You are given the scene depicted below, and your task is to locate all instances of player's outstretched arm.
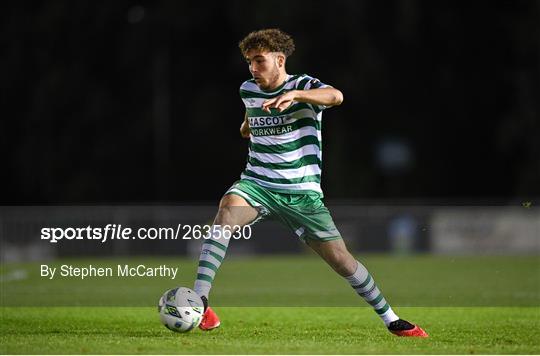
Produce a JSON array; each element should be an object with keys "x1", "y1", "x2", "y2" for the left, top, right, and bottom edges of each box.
[
  {"x1": 240, "y1": 112, "x2": 250, "y2": 138},
  {"x1": 262, "y1": 88, "x2": 343, "y2": 113}
]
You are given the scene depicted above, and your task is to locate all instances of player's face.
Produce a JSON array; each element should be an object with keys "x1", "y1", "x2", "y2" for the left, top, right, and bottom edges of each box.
[{"x1": 245, "y1": 49, "x2": 284, "y2": 90}]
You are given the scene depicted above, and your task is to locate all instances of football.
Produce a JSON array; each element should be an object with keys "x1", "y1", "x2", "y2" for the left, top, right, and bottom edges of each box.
[{"x1": 158, "y1": 287, "x2": 205, "y2": 333}]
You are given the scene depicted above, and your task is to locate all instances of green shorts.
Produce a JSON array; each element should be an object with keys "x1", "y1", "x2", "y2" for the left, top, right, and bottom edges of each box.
[{"x1": 225, "y1": 179, "x2": 342, "y2": 243}]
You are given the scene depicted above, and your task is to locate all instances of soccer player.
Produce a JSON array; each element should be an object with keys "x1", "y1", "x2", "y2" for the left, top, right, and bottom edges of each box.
[{"x1": 193, "y1": 28, "x2": 428, "y2": 337}]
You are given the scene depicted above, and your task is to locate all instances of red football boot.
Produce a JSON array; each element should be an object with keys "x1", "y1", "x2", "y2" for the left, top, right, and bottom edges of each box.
[
  {"x1": 199, "y1": 306, "x2": 220, "y2": 330},
  {"x1": 199, "y1": 296, "x2": 220, "y2": 331},
  {"x1": 388, "y1": 319, "x2": 429, "y2": 337}
]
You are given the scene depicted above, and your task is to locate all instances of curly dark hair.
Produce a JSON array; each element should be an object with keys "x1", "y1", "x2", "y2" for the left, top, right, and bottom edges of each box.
[{"x1": 239, "y1": 28, "x2": 295, "y2": 57}]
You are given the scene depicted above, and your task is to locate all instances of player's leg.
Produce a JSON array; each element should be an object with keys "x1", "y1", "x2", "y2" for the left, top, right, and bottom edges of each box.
[
  {"x1": 194, "y1": 193, "x2": 259, "y2": 330},
  {"x1": 307, "y1": 238, "x2": 428, "y2": 337},
  {"x1": 195, "y1": 179, "x2": 275, "y2": 330},
  {"x1": 306, "y1": 239, "x2": 398, "y2": 320},
  {"x1": 194, "y1": 193, "x2": 258, "y2": 300}
]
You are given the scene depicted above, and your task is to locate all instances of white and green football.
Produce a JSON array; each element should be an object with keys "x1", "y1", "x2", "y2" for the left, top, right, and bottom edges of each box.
[{"x1": 158, "y1": 287, "x2": 204, "y2": 333}]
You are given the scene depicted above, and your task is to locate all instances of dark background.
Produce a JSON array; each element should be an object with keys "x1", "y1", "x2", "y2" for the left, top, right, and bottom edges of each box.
[{"x1": 4, "y1": 0, "x2": 539, "y2": 204}]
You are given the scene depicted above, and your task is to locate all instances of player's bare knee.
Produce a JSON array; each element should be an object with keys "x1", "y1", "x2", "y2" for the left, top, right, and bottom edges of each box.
[
  {"x1": 214, "y1": 195, "x2": 241, "y2": 224},
  {"x1": 325, "y1": 250, "x2": 356, "y2": 276},
  {"x1": 214, "y1": 207, "x2": 235, "y2": 226}
]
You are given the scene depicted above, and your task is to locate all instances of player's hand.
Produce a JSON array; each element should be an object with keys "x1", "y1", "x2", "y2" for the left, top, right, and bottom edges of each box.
[
  {"x1": 262, "y1": 90, "x2": 297, "y2": 113},
  {"x1": 240, "y1": 120, "x2": 250, "y2": 138}
]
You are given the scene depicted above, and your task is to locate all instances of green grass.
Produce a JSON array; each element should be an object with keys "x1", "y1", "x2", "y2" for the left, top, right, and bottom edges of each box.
[
  {"x1": 1, "y1": 307, "x2": 539, "y2": 354},
  {"x1": 1, "y1": 255, "x2": 539, "y2": 306},
  {"x1": 1, "y1": 255, "x2": 539, "y2": 353}
]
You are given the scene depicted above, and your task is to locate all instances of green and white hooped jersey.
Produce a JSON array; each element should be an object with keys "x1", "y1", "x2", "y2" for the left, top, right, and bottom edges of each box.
[{"x1": 240, "y1": 74, "x2": 329, "y2": 196}]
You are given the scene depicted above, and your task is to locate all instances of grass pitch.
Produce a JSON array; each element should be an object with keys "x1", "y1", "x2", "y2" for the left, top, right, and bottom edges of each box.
[
  {"x1": 1, "y1": 255, "x2": 539, "y2": 354},
  {"x1": 1, "y1": 307, "x2": 539, "y2": 354}
]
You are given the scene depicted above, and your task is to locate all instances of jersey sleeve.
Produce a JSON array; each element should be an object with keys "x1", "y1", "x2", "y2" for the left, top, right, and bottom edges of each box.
[
  {"x1": 239, "y1": 80, "x2": 258, "y2": 109},
  {"x1": 294, "y1": 74, "x2": 331, "y2": 112}
]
